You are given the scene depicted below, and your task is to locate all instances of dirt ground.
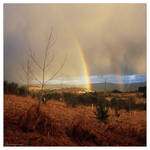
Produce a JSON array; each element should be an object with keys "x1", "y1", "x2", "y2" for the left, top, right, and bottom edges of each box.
[{"x1": 4, "y1": 94, "x2": 146, "y2": 146}]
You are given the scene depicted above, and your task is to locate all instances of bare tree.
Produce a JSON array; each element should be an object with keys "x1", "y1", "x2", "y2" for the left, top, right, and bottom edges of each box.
[
  {"x1": 29, "y1": 28, "x2": 67, "y2": 112},
  {"x1": 19, "y1": 52, "x2": 33, "y2": 95},
  {"x1": 21, "y1": 59, "x2": 32, "y2": 90}
]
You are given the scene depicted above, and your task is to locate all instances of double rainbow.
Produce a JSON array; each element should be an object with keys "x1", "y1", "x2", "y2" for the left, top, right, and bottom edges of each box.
[{"x1": 115, "y1": 69, "x2": 124, "y2": 92}]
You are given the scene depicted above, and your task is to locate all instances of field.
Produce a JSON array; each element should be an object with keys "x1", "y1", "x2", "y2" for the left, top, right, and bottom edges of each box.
[{"x1": 4, "y1": 90, "x2": 146, "y2": 146}]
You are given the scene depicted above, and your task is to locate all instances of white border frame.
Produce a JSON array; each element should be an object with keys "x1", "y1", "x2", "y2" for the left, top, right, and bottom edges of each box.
[{"x1": 1, "y1": 0, "x2": 149, "y2": 150}]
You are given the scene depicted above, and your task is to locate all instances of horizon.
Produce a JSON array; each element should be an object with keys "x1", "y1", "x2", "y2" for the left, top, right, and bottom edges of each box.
[{"x1": 4, "y1": 4, "x2": 146, "y2": 91}]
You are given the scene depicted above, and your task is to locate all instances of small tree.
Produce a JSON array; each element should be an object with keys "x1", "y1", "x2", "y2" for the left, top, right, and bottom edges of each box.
[
  {"x1": 20, "y1": 56, "x2": 32, "y2": 95},
  {"x1": 29, "y1": 28, "x2": 67, "y2": 112},
  {"x1": 111, "y1": 97, "x2": 120, "y2": 117},
  {"x1": 8, "y1": 82, "x2": 18, "y2": 94},
  {"x1": 4, "y1": 80, "x2": 8, "y2": 94},
  {"x1": 18, "y1": 86, "x2": 28, "y2": 96},
  {"x1": 126, "y1": 97, "x2": 136, "y2": 114},
  {"x1": 95, "y1": 97, "x2": 109, "y2": 123}
]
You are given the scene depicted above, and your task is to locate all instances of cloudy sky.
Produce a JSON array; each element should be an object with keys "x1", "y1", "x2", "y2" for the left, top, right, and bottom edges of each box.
[{"x1": 4, "y1": 4, "x2": 146, "y2": 85}]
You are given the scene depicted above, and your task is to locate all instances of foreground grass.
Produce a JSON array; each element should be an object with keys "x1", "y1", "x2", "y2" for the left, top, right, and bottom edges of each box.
[{"x1": 4, "y1": 94, "x2": 146, "y2": 146}]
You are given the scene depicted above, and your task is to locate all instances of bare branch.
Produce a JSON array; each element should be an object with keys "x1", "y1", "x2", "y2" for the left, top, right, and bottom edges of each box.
[
  {"x1": 21, "y1": 63, "x2": 28, "y2": 76},
  {"x1": 30, "y1": 70, "x2": 42, "y2": 85},
  {"x1": 45, "y1": 29, "x2": 53, "y2": 52},
  {"x1": 43, "y1": 29, "x2": 56, "y2": 68},
  {"x1": 45, "y1": 53, "x2": 68, "y2": 84},
  {"x1": 25, "y1": 27, "x2": 67, "y2": 112},
  {"x1": 47, "y1": 36, "x2": 56, "y2": 50},
  {"x1": 29, "y1": 47, "x2": 43, "y2": 70},
  {"x1": 45, "y1": 53, "x2": 55, "y2": 69}
]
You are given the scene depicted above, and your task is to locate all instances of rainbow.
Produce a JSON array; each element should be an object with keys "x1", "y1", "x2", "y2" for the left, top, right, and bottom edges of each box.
[
  {"x1": 116, "y1": 71, "x2": 124, "y2": 92},
  {"x1": 114, "y1": 62, "x2": 124, "y2": 92},
  {"x1": 56, "y1": 11, "x2": 92, "y2": 91},
  {"x1": 77, "y1": 44, "x2": 92, "y2": 91}
]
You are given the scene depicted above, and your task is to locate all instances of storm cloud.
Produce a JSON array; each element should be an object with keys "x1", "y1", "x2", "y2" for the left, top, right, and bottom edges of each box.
[{"x1": 4, "y1": 4, "x2": 146, "y2": 83}]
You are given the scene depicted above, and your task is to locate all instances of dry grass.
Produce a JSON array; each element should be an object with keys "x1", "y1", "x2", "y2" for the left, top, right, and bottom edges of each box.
[{"x1": 4, "y1": 94, "x2": 146, "y2": 146}]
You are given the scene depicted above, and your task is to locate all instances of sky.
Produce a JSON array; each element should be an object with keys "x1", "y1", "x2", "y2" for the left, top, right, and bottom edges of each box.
[{"x1": 4, "y1": 4, "x2": 146, "y2": 86}]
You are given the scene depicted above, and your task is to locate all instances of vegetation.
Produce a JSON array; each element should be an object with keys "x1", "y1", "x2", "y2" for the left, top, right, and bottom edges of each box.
[
  {"x1": 4, "y1": 81, "x2": 146, "y2": 112},
  {"x1": 138, "y1": 86, "x2": 146, "y2": 98},
  {"x1": 112, "y1": 89, "x2": 122, "y2": 93},
  {"x1": 4, "y1": 80, "x2": 146, "y2": 146},
  {"x1": 95, "y1": 97, "x2": 109, "y2": 123},
  {"x1": 4, "y1": 81, "x2": 18, "y2": 94},
  {"x1": 17, "y1": 86, "x2": 28, "y2": 96},
  {"x1": 4, "y1": 94, "x2": 146, "y2": 146},
  {"x1": 27, "y1": 28, "x2": 67, "y2": 112}
]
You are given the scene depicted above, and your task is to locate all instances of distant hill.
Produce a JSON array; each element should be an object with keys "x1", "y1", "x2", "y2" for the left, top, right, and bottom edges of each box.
[
  {"x1": 37, "y1": 82, "x2": 146, "y2": 92},
  {"x1": 91, "y1": 82, "x2": 146, "y2": 92}
]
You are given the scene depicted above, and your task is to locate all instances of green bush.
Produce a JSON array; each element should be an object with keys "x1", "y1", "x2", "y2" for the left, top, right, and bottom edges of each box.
[
  {"x1": 110, "y1": 98, "x2": 118, "y2": 108},
  {"x1": 18, "y1": 86, "x2": 28, "y2": 96},
  {"x1": 29, "y1": 90, "x2": 40, "y2": 99},
  {"x1": 112, "y1": 89, "x2": 121, "y2": 93},
  {"x1": 111, "y1": 98, "x2": 126, "y2": 110},
  {"x1": 124, "y1": 97, "x2": 136, "y2": 113},
  {"x1": 63, "y1": 93, "x2": 79, "y2": 107},
  {"x1": 4, "y1": 80, "x2": 9, "y2": 93},
  {"x1": 110, "y1": 97, "x2": 120, "y2": 117},
  {"x1": 95, "y1": 97, "x2": 109, "y2": 123},
  {"x1": 134, "y1": 103, "x2": 146, "y2": 110},
  {"x1": 8, "y1": 82, "x2": 18, "y2": 94}
]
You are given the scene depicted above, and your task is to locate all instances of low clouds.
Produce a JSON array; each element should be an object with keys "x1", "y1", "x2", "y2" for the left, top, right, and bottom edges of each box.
[{"x1": 4, "y1": 4, "x2": 146, "y2": 83}]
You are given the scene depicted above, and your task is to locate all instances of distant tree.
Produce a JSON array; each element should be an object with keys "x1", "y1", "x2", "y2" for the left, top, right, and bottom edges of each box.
[
  {"x1": 138, "y1": 86, "x2": 146, "y2": 98},
  {"x1": 4, "y1": 80, "x2": 8, "y2": 94},
  {"x1": 18, "y1": 86, "x2": 28, "y2": 96},
  {"x1": 8, "y1": 82, "x2": 18, "y2": 94},
  {"x1": 113, "y1": 89, "x2": 121, "y2": 93}
]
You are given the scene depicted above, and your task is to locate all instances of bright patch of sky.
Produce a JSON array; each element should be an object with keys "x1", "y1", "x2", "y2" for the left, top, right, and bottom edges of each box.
[{"x1": 46, "y1": 74, "x2": 146, "y2": 85}]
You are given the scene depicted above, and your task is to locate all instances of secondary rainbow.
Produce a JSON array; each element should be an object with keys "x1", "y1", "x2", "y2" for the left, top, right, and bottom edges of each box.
[
  {"x1": 77, "y1": 44, "x2": 92, "y2": 91},
  {"x1": 110, "y1": 47, "x2": 124, "y2": 92},
  {"x1": 115, "y1": 67, "x2": 124, "y2": 92}
]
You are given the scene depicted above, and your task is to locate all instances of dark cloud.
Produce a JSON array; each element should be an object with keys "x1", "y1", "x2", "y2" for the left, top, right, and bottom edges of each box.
[{"x1": 4, "y1": 4, "x2": 146, "y2": 83}]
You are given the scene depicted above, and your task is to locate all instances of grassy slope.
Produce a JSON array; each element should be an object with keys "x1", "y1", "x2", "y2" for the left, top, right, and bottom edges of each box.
[{"x1": 4, "y1": 94, "x2": 146, "y2": 146}]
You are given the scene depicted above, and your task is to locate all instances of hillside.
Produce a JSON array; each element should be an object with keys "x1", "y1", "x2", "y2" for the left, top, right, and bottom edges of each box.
[
  {"x1": 91, "y1": 82, "x2": 146, "y2": 92},
  {"x1": 37, "y1": 82, "x2": 146, "y2": 92},
  {"x1": 4, "y1": 94, "x2": 146, "y2": 146}
]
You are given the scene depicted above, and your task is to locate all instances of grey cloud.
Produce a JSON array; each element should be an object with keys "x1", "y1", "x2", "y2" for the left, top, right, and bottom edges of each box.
[{"x1": 4, "y1": 4, "x2": 146, "y2": 83}]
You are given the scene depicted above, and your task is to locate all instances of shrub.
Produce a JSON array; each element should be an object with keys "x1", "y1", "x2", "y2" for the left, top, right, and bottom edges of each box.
[
  {"x1": 110, "y1": 97, "x2": 120, "y2": 117},
  {"x1": 115, "y1": 109, "x2": 120, "y2": 117},
  {"x1": 8, "y1": 82, "x2": 18, "y2": 94},
  {"x1": 134, "y1": 103, "x2": 146, "y2": 110},
  {"x1": 79, "y1": 93, "x2": 98, "y2": 106},
  {"x1": 95, "y1": 97, "x2": 109, "y2": 123},
  {"x1": 62, "y1": 92, "x2": 99, "y2": 107},
  {"x1": 4, "y1": 80, "x2": 9, "y2": 94},
  {"x1": 66, "y1": 122, "x2": 97, "y2": 144},
  {"x1": 110, "y1": 98, "x2": 118, "y2": 108},
  {"x1": 124, "y1": 97, "x2": 136, "y2": 113},
  {"x1": 29, "y1": 90, "x2": 40, "y2": 99},
  {"x1": 20, "y1": 104, "x2": 64, "y2": 136},
  {"x1": 63, "y1": 93, "x2": 79, "y2": 107},
  {"x1": 138, "y1": 86, "x2": 146, "y2": 98},
  {"x1": 18, "y1": 86, "x2": 28, "y2": 96},
  {"x1": 112, "y1": 89, "x2": 121, "y2": 93},
  {"x1": 42, "y1": 92, "x2": 62, "y2": 102}
]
